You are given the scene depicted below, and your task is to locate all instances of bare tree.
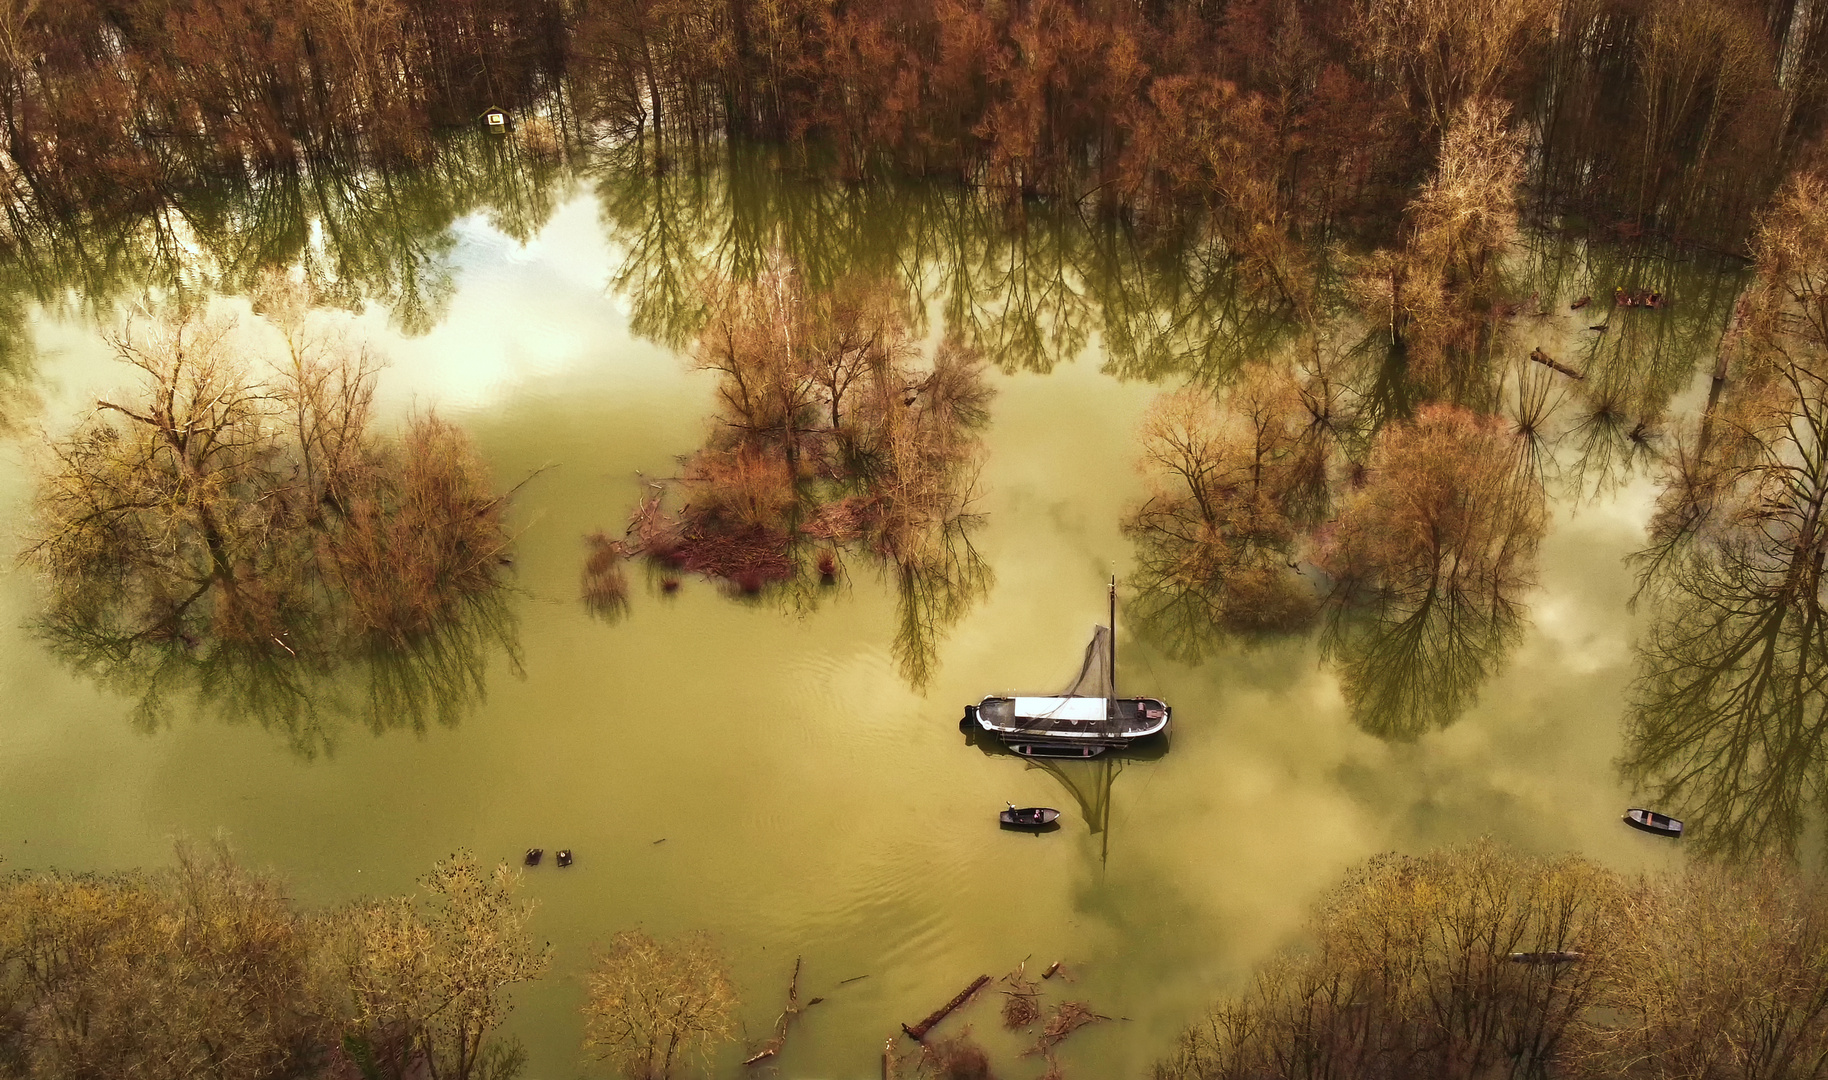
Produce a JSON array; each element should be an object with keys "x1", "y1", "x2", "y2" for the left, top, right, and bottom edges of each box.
[
  {"x1": 1155, "y1": 842, "x2": 1617, "y2": 1080},
  {"x1": 333, "y1": 853, "x2": 548, "y2": 1080},
  {"x1": 582, "y1": 930, "x2": 737, "y2": 1080},
  {"x1": 1566, "y1": 861, "x2": 1828, "y2": 1080}
]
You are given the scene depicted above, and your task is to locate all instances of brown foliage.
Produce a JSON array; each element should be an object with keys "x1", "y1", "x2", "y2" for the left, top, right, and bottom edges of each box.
[
  {"x1": 24, "y1": 307, "x2": 517, "y2": 750},
  {"x1": 920, "y1": 1033, "x2": 997, "y2": 1080},
  {"x1": 1125, "y1": 358, "x2": 1341, "y2": 658},
  {"x1": 0, "y1": 842, "x2": 329, "y2": 1080},
  {"x1": 332, "y1": 852, "x2": 549, "y2": 1080},
  {"x1": 1321, "y1": 404, "x2": 1542, "y2": 606},
  {"x1": 0, "y1": 844, "x2": 544, "y2": 1080},
  {"x1": 608, "y1": 255, "x2": 992, "y2": 685},
  {"x1": 1318, "y1": 403, "x2": 1544, "y2": 738},
  {"x1": 1564, "y1": 861, "x2": 1828, "y2": 1080},
  {"x1": 1350, "y1": 97, "x2": 1526, "y2": 407},
  {"x1": 1155, "y1": 842, "x2": 1618, "y2": 1080},
  {"x1": 1623, "y1": 171, "x2": 1828, "y2": 857},
  {"x1": 582, "y1": 930, "x2": 736, "y2": 1080}
]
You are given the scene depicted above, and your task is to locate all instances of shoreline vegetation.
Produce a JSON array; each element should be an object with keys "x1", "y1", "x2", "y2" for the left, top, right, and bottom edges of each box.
[
  {"x1": 1, "y1": 841, "x2": 1822, "y2": 1080},
  {"x1": 6, "y1": 0, "x2": 1828, "y2": 1077}
]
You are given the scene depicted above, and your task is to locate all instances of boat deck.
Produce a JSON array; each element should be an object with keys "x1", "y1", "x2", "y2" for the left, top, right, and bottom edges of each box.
[{"x1": 976, "y1": 696, "x2": 1169, "y2": 741}]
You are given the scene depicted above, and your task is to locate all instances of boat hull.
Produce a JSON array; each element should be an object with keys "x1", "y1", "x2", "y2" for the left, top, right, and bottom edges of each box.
[
  {"x1": 972, "y1": 696, "x2": 1169, "y2": 748},
  {"x1": 1011, "y1": 742, "x2": 1106, "y2": 759},
  {"x1": 1000, "y1": 807, "x2": 1061, "y2": 828},
  {"x1": 1623, "y1": 808, "x2": 1683, "y2": 837}
]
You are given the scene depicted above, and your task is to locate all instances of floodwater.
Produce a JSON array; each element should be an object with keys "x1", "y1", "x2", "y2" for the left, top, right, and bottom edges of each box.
[{"x1": 0, "y1": 147, "x2": 1721, "y2": 1078}]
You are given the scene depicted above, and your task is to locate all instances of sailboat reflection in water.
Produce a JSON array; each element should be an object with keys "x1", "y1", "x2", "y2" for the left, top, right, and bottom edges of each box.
[{"x1": 963, "y1": 579, "x2": 1171, "y2": 758}]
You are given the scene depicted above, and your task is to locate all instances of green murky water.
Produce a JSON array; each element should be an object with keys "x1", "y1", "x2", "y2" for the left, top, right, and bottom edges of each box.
[{"x1": 0, "y1": 150, "x2": 1728, "y2": 1077}]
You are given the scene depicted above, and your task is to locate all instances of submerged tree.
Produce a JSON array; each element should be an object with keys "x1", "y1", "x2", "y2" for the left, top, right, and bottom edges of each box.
[
  {"x1": 1319, "y1": 403, "x2": 1546, "y2": 739},
  {"x1": 582, "y1": 930, "x2": 737, "y2": 1080},
  {"x1": 1157, "y1": 844, "x2": 1828, "y2": 1080},
  {"x1": 1125, "y1": 358, "x2": 1343, "y2": 660},
  {"x1": 23, "y1": 300, "x2": 519, "y2": 753},
  {"x1": 609, "y1": 253, "x2": 993, "y2": 687},
  {"x1": 1350, "y1": 97, "x2": 1526, "y2": 414}
]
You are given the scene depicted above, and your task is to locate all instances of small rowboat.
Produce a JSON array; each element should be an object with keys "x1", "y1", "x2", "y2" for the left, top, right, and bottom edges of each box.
[
  {"x1": 1001, "y1": 805, "x2": 1060, "y2": 829},
  {"x1": 1623, "y1": 808, "x2": 1683, "y2": 837}
]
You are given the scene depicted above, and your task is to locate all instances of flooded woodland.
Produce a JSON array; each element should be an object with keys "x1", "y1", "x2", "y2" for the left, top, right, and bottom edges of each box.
[{"x1": 4, "y1": 0, "x2": 1828, "y2": 1077}]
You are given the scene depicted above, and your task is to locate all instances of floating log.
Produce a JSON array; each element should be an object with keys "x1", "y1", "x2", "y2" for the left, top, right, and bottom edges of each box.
[
  {"x1": 1529, "y1": 347, "x2": 1584, "y2": 380},
  {"x1": 840, "y1": 974, "x2": 870, "y2": 985},
  {"x1": 902, "y1": 974, "x2": 991, "y2": 1041},
  {"x1": 1508, "y1": 951, "x2": 1585, "y2": 964}
]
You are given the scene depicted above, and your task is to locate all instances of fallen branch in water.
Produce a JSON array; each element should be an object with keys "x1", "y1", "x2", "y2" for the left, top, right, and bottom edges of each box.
[
  {"x1": 1042, "y1": 960, "x2": 1064, "y2": 980},
  {"x1": 1530, "y1": 347, "x2": 1584, "y2": 380},
  {"x1": 743, "y1": 956, "x2": 825, "y2": 1066},
  {"x1": 1025, "y1": 1001, "x2": 1109, "y2": 1058},
  {"x1": 901, "y1": 974, "x2": 991, "y2": 1041}
]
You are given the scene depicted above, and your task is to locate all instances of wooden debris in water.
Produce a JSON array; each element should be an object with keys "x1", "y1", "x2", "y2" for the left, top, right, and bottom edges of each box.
[
  {"x1": 1041, "y1": 960, "x2": 1063, "y2": 980},
  {"x1": 902, "y1": 974, "x2": 991, "y2": 1041},
  {"x1": 1026, "y1": 1001, "x2": 1108, "y2": 1057},
  {"x1": 1000, "y1": 961, "x2": 1041, "y2": 1029},
  {"x1": 743, "y1": 955, "x2": 825, "y2": 1066},
  {"x1": 1528, "y1": 347, "x2": 1584, "y2": 380}
]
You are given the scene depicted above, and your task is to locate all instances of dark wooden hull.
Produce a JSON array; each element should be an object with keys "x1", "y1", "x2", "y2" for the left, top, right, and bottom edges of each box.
[
  {"x1": 1011, "y1": 742, "x2": 1106, "y2": 759},
  {"x1": 1000, "y1": 807, "x2": 1061, "y2": 828},
  {"x1": 1623, "y1": 809, "x2": 1683, "y2": 837}
]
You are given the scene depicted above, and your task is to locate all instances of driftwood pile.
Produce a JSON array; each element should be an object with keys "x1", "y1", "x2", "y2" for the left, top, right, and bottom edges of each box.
[
  {"x1": 1000, "y1": 962, "x2": 1041, "y2": 1029},
  {"x1": 885, "y1": 958, "x2": 1106, "y2": 1080}
]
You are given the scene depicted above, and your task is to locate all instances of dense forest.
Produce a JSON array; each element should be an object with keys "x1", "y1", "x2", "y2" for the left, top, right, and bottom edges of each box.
[
  {"x1": 6, "y1": 0, "x2": 1828, "y2": 1078},
  {"x1": 1, "y1": 0, "x2": 1825, "y2": 249}
]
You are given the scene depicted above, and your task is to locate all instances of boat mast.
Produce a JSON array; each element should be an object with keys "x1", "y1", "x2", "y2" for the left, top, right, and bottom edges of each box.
[{"x1": 1108, "y1": 576, "x2": 1117, "y2": 724}]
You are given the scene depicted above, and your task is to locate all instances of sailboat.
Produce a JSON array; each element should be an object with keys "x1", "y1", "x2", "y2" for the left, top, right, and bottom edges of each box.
[{"x1": 964, "y1": 578, "x2": 1171, "y2": 757}]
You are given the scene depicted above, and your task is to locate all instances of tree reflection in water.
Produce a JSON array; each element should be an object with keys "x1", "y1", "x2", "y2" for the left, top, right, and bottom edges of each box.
[
  {"x1": 0, "y1": 130, "x2": 570, "y2": 340},
  {"x1": 23, "y1": 297, "x2": 521, "y2": 757},
  {"x1": 1622, "y1": 173, "x2": 1828, "y2": 857},
  {"x1": 1320, "y1": 405, "x2": 1545, "y2": 740}
]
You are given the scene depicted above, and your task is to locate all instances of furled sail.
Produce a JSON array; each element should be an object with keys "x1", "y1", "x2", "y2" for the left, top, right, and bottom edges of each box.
[{"x1": 1058, "y1": 625, "x2": 1114, "y2": 700}]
